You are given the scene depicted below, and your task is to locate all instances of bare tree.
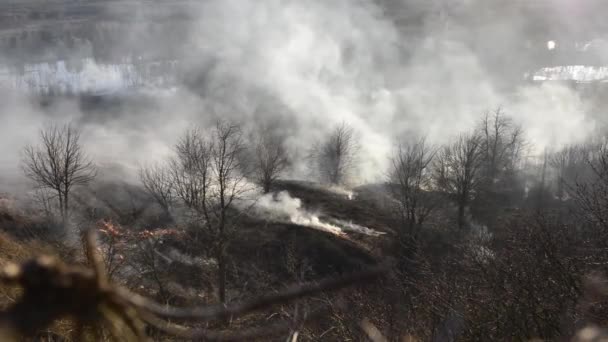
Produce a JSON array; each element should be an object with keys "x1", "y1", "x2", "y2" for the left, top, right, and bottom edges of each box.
[
  {"x1": 159, "y1": 121, "x2": 249, "y2": 304},
  {"x1": 388, "y1": 138, "x2": 437, "y2": 236},
  {"x1": 550, "y1": 144, "x2": 594, "y2": 201},
  {"x1": 433, "y1": 133, "x2": 484, "y2": 230},
  {"x1": 252, "y1": 131, "x2": 289, "y2": 193},
  {"x1": 570, "y1": 142, "x2": 608, "y2": 233},
  {"x1": 22, "y1": 124, "x2": 96, "y2": 223},
  {"x1": 311, "y1": 122, "x2": 359, "y2": 185},
  {"x1": 170, "y1": 127, "x2": 213, "y2": 220},
  {"x1": 478, "y1": 108, "x2": 524, "y2": 189},
  {"x1": 211, "y1": 120, "x2": 250, "y2": 304},
  {"x1": 139, "y1": 163, "x2": 174, "y2": 216}
]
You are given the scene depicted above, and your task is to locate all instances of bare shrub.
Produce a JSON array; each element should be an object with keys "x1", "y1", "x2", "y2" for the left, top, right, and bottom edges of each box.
[
  {"x1": 310, "y1": 122, "x2": 359, "y2": 185},
  {"x1": 388, "y1": 138, "x2": 437, "y2": 237},
  {"x1": 570, "y1": 142, "x2": 608, "y2": 234},
  {"x1": 433, "y1": 133, "x2": 484, "y2": 230},
  {"x1": 252, "y1": 130, "x2": 289, "y2": 193}
]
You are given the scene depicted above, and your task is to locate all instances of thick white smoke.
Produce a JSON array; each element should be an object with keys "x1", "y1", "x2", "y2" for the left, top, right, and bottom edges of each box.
[
  {"x1": 179, "y1": 0, "x2": 598, "y2": 178},
  {"x1": 254, "y1": 191, "x2": 344, "y2": 235},
  {"x1": 253, "y1": 191, "x2": 382, "y2": 236},
  {"x1": 0, "y1": 0, "x2": 602, "y2": 190}
]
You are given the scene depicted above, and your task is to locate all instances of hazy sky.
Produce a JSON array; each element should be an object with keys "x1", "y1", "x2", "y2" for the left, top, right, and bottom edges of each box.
[{"x1": 0, "y1": 0, "x2": 604, "y2": 189}]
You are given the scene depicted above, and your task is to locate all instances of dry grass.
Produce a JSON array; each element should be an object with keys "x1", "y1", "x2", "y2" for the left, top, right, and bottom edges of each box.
[
  {"x1": 0, "y1": 225, "x2": 386, "y2": 341},
  {"x1": 0, "y1": 229, "x2": 79, "y2": 340}
]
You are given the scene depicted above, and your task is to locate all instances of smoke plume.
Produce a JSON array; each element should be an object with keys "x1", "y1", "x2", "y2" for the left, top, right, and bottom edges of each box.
[{"x1": 0, "y1": 0, "x2": 605, "y2": 190}]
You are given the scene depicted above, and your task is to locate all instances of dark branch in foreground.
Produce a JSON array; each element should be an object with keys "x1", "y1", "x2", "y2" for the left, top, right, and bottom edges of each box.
[
  {"x1": 0, "y1": 230, "x2": 386, "y2": 341},
  {"x1": 121, "y1": 262, "x2": 387, "y2": 321},
  {"x1": 140, "y1": 305, "x2": 331, "y2": 341}
]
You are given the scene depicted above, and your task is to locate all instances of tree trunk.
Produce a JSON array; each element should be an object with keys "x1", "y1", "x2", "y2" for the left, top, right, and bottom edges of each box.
[
  {"x1": 218, "y1": 244, "x2": 226, "y2": 304},
  {"x1": 263, "y1": 181, "x2": 271, "y2": 194},
  {"x1": 57, "y1": 190, "x2": 65, "y2": 224},
  {"x1": 218, "y1": 210, "x2": 227, "y2": 306},
  {"x1": 537, "y1": 149, "x2": 548, "y2": 210},
  {"x1": 457, "y1": 200, "x2": 466, "y2": 231},
  {"x1": 63, "y1": 191, "x2": 69, "y2": 223}
]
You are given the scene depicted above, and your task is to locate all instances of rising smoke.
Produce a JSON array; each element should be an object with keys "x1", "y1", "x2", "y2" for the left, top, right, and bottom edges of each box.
[
  {"x1": 0, "y1": 0, "x2": 603, "y2": 192},
  {"x1": 253, "y1": 190, "x2": 383, "y2": 236}
]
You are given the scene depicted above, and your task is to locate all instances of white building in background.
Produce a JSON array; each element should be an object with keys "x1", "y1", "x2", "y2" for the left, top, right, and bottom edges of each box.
[{"x1": 0, "y1": 58, "x2": 179, "y2": 95}]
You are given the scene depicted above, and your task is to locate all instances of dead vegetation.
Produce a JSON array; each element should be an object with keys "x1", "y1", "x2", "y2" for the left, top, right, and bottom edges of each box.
[
  {"x1": 4, "y1": 112, "x2": 608, "y2": 341},
  {"x1": 0, "y1": 229, "x2": 386, "y2": 341}
]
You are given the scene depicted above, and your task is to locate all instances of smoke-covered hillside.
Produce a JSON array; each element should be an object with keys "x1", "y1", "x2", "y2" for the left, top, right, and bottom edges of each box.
[
  {"x1": 1, "y1": 0, "x2": 606, "y2": 186},
  {"x1": 1, "y1": 1, "x2": 608, "y2": 341}
]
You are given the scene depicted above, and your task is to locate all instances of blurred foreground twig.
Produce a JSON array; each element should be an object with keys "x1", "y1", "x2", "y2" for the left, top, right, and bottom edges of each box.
[{"x1": 0, "y1": 229, "x2": 386, "y2": 341}]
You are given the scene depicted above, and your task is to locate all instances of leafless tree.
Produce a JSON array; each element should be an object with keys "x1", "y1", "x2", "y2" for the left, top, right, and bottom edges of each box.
[
  {"x1": 478, "y1": 108, "x2": 524, "y2": 189},
  {"x1": 550, "y1": 144, "x2": 596, "y2": 201},
  {"x1": 21, "y1": 124, "x2": 96, "y2": 224},
  {"x1": 570, "y1": 142, "x2": 608, "y2": 233},
  {"x1": 433, "y1": 133, "x2": 484, "y2": 230},
  {"x1": 252, "y1": 131, "x2": 289, "y2": 193},
  {"x1": 311, "y1": 122, "x2": 359, "y2": 185},
  {"x1": 388, "y1": 138, "x2": 437, "y2": 236},
  {"x1": 139, "y1": 162, "x2": 174, "y2": 216},
  {"x1": 159, "y1": 121, "x2": 249, "y2": 304},
  {"x1": 169, "y1": 127, "x2": 213, "y2": 221},
  {"x1": 211, "y1": 120, "x2": 250, "y2": 304}
]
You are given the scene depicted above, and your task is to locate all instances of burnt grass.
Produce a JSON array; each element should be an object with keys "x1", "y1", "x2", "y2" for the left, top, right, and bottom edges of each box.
[
  {"x1": 164, "y1": 180, "x2": 390, "y2": 295},
  {"x1": 0, "y1": 179, "x2": 394, "y2": 340}
]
